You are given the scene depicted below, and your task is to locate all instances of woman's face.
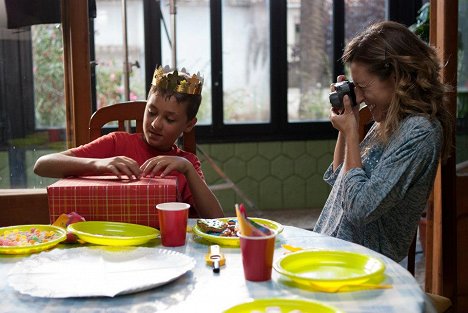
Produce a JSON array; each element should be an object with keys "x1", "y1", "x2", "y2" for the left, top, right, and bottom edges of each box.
[
  {"x1": 350, "y1": 62, "x2": 395, "y2": 122},
  {"x1": 143, "y1": 93, "x2": 196, "y2": 151}
]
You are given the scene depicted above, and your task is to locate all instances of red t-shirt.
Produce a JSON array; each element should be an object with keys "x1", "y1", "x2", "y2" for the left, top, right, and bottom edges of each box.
[{"x1": 70, "y1": 132, "x2": 203, "y2": 215}]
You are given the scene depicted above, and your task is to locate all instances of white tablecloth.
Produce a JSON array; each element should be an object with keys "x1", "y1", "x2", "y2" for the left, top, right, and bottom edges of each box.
[{"x1": 0, "y1": 220, "x2": 435, "y2": 313}]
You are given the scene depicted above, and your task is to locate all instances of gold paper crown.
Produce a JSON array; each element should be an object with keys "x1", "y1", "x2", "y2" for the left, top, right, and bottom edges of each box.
[{"x1": 151, "y1": 65, "x2": 203, "y2": 95}]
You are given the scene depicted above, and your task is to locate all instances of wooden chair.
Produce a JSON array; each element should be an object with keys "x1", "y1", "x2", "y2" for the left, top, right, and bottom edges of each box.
[
  {"x1": 89, "y1": 100, "x2": 196, "y2": 153},
  {"x1": 358, "y1": 105, "x2": 418, "y2": 275}
]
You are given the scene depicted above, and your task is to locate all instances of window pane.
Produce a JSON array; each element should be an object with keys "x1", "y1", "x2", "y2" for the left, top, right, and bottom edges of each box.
[
  {"x1": 287, "y1": 0, "x2": 333, "y2": 122},
  {"x1": 222, "y1": 0, "x2": 270, "y2": 124},
  {"x1": 0, "y1": 25, "x2": 66, "y2": 189},
  {"x1": 345, "y1": 0, "x2": 385, "y2": 43},
  {"x1": 458, "y1": 0, "x2": 468, "y2": 164},
  {"x1": 160, "y1": 0, "x2": 212, "y2": 125},
  {"x1": 94, "y1": 0, "x2": 146, "y2": 109}
]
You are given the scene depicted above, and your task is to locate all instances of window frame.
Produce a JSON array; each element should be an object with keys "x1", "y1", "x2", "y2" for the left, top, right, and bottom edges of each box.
[{"x1": 93, "y1": 0, "x2": 421, "y2": 144}]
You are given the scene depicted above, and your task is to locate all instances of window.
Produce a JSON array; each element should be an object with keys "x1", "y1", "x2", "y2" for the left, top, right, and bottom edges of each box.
[
  {"x1": 149, "y1": 0, "x2": 388, "y2": 143},
  {"x1": 94, "y1": 0, "x2": 146, "y2": 109}
]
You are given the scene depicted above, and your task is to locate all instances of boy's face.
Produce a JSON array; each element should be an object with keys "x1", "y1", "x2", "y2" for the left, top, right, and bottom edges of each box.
[{"x1": 143, "y1": 93, "x2": 197, "y2": 151}]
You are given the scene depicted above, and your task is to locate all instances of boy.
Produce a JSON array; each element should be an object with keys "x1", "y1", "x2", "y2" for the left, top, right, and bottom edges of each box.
[{"x1": 34, "y1": 66, "x2": 224, "y2": 218}]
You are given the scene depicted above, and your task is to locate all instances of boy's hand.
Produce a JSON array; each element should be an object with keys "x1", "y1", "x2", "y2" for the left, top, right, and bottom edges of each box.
[
  {"x1": 94, "y1": 156, "x2": 141, "y2": 180},
  {"x1": 140, "y1": 156, "x2": 192, "y2": 177}
]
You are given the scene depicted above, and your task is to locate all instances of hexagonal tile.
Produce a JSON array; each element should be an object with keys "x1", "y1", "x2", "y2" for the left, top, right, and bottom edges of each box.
[
  {"x1": 223, "y1": 158, "x2": 247, "y2": 182},
  {"x1": 282, "y1": 141, "x2": 306, "y2": 159},
  {"x1": 317, "y1": 154, "x2": 333, "y2": 174},
  {"x1": 294, "y1": 154, "x2": 316, "y2": 179},
  {"x1": 283, "y1": 176, "x2": 306, "y2": 208},
  {"x1": 306, "y1": 140, "x2": 330, "y2": 158},
  {"x1": 247, "y1": 155, "x2": 270, "y2": 182},
  {"x1": 235, "y1": 142, "x2": 258, "y2": 161},
  {"x1": 208, "y1": 143, "x2": 234, "y2": 162},
  {"x1": 271, "y1": 155, "x2": 294, "y2": 180},
  {"x1": 258, "y1": 177, "x2": 282, "y2": 209},
  {"x1": 306, "y1": 174, "x2": 331, "y2": 208},
  {"x1": 258, "y1": 142, "x2": 282, "y2": 160}
]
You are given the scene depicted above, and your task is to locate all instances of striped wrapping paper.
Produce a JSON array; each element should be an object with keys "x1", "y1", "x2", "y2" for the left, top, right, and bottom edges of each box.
[{"x1": 47, "y1": 176, "x2": 178, "y2": 228}]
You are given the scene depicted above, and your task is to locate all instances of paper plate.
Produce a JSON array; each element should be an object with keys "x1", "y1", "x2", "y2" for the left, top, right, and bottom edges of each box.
[
  {"x1": 7, "y1": 247, "x2": 195, "y2": 298},
  {"x1": 67, "y1": 221, "x2": 159, "y2": 246},
  {"x1": 223, "y1": 298, "x2": 344, "y2": 313},
  {"x1": 192, "y1": 217, "x2": 283, "y2": 247},
  {"x1": 0, "y1": 225, "x2": 66, "y2": 255},
  {"x1": 274, "y1": 250, "x2": 385, "y2": 291}
]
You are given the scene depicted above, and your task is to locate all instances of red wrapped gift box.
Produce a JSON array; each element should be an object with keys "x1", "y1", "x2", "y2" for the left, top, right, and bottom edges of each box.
[{"x1": 47, "y1": 176, "x2": 179, "y2": 228}]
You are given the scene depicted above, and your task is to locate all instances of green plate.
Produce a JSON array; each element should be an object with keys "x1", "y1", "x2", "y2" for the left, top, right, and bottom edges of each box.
[
  {"x1": 223, "y1": 298, "x2": 343, "y2": 313},
  {"x1": 0, "y1": 225, "x2": 66, "y2": 255},
  {"x1": 274, "y1": 250, "x2": 385, "y2": 290},
  {"x1": 67, "y1": 221, "x2": 159, "y2": 246},
  {"x1": 192, "y1": 217, "x2": 283, "y2": 247}
]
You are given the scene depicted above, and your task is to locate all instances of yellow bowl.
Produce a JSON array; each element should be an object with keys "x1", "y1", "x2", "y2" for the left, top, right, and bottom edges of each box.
[
  {"x1": 0, "y1": 225, "x2": 66, "y2": 255},
  {"x1": 274, "y1": 250, "x2": 386, "y2": 290},
  {"x1": 192, "y1": 217, "x2": 283, "y2": 247},
  {"x1": 223, "y1": 298, "x2": 344, "y2": 313},
  {"x1": 67, "y1": 221, "x2": 159, "y2": 246}
]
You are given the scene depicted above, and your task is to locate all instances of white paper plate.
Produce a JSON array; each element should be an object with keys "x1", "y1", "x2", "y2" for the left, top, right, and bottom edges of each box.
[{"x1": 7, "y1": 246, "x2": 195, "y2": 298}]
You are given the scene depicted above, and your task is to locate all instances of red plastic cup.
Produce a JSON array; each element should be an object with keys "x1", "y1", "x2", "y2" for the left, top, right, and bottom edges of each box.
[
  {"x1": 156, "y1": 202, "x2": 190, "y2": 247},
  {"x1": 238, "y1": 231, "x2": 277, "y2": 281}
]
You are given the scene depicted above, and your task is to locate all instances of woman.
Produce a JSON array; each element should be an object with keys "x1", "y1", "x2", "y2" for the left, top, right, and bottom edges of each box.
[{"x1": 313, "y1": 21, "x2": 453, "y2": 262}]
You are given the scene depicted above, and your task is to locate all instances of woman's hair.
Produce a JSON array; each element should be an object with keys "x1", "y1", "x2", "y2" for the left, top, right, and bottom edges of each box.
[{"x1": 342, "y1": 21, "x2": 453, "y2": 161}]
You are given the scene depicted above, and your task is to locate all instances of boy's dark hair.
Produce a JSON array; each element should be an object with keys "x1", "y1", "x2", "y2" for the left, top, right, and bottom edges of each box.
[{"x1": 148, "y1": 85, "x2": 201, "y2": 120}]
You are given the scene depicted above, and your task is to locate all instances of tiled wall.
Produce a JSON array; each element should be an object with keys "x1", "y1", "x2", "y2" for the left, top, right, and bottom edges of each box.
[{"x1": 198, "y1": 140, "x2": 336, "y2": 214}]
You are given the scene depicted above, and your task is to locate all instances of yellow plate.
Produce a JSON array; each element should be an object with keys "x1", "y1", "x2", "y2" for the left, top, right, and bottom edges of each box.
[
  {"x1": 192, "y1": 217, "x2": 283, "y2": 247},
  {"x1": 274, "y1": 250, "x2": 385, "y2": 290},
  {"x1": 67, "y1": 221, "x2": 159, "y2": 246},
  {"x1": 223, "y1": 298, "x2": 344, "y2": 313},
  {"x1": 0, "y1": 225, "x2": 66, "y2": 255}
]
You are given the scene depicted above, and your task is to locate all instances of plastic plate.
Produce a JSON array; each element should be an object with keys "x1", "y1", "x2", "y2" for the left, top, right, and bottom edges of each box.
[
  {"x1": 223, "y1": 298, "x2": 344, "y2": 313},
  {"x1": 67, "y1": 221, "x2": 159, "y2": 246},
  {"x1": 273, "y1": 249, "x2": 386, "y2": 290},
  {"x1": 0, "y1": 225, "x2": 66, "y2": 255},
  {"x1": 192, "y1": 217, "x2": 283, "y2": 247}
]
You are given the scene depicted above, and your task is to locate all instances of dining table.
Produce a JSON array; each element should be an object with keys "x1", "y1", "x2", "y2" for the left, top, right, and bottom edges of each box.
[{"x1": 0, "y1": 219, "x2": 436, "y2": 313}]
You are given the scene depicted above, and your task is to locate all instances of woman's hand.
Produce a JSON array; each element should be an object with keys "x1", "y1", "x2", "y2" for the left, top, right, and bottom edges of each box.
[
  {"x1": 329, "y1": 95, "x2": 360, "y2": 135},
  {"x1": 140, "y1": 156, "x2": 192, "y2": 177},
  {"x1": 329, "y1": 75, "x2": 360, "y2": 136}
]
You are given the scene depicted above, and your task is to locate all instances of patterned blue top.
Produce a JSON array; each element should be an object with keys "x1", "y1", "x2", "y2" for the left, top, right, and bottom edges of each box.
[{"x1": 314, "y1": 115, "x2": 442, "y2": 262}]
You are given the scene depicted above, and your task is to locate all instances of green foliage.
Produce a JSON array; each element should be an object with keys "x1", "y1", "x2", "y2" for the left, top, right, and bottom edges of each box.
[
  {"x1": 409, "y1": 3, "x2": 430, "y2": 43},
  {"x1": 32, "y1": 24, "x2": 66, "y2": 128}
]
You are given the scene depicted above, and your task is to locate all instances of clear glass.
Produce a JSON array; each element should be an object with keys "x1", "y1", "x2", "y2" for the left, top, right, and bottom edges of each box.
[
  {"x1": 222, "y1": 0, "x2": 270, "y2": 124},
  {"x1": 0, "y1": 25, "x2": 66, "y2": 189},
  {"x1": 287, "y1": 0, "x2": 333, "y2": 122},
  {"x1": 160, "y1": 0, "x2": 212, "y2": 125},
  {"x1": 94, "y1": 0, "x2": 146, "y2": 109},
  {"x1": 345, "y1": 0, "x2": 385, "y2": 44},
  {"x1": 457, "y1": 0, "x2": 468, "y2": 165}
]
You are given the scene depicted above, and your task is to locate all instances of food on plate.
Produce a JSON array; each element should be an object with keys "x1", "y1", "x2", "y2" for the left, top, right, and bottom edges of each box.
[
  {"x1": 0, "y1": 227, "x2": 62, "y2": 247},
  {"x1": 52, "y1": 212, "x2": 86, "y2": 243},
  {"x1": 196, "y1": 219, "x2": 238, "y2": 237}
]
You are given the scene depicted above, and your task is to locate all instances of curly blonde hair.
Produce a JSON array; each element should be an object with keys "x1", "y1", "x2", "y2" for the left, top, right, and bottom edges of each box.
[{"x1": 342, "y1": 21, "x2": 453, "y2": 161}]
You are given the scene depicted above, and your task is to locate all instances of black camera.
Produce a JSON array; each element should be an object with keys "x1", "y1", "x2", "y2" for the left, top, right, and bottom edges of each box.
[{"x1": 329, "y1": 81, "x2": 357, "y2": 109}]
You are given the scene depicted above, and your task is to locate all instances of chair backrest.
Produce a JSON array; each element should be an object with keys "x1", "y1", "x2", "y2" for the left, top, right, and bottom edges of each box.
[{"x1": 89, "y1": 100, "x2": 196, "y2": 154}]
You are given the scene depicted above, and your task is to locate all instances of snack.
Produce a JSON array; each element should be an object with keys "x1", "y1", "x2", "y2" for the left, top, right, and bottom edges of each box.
[
  {"x1": 196, "y1": 219, "x2": 227, "y2": 233},
  {"x1": 0, "y1": 228, "x2": 61, "y2": 247}
]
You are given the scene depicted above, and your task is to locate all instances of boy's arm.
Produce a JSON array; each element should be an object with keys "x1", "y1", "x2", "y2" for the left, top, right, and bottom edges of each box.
[
  {"x1": 33, "y1": 151, "x2": 141, "y2": 179},
  {"x1": 183, "y1": 166, "x2": 224, "y2": 218}
]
